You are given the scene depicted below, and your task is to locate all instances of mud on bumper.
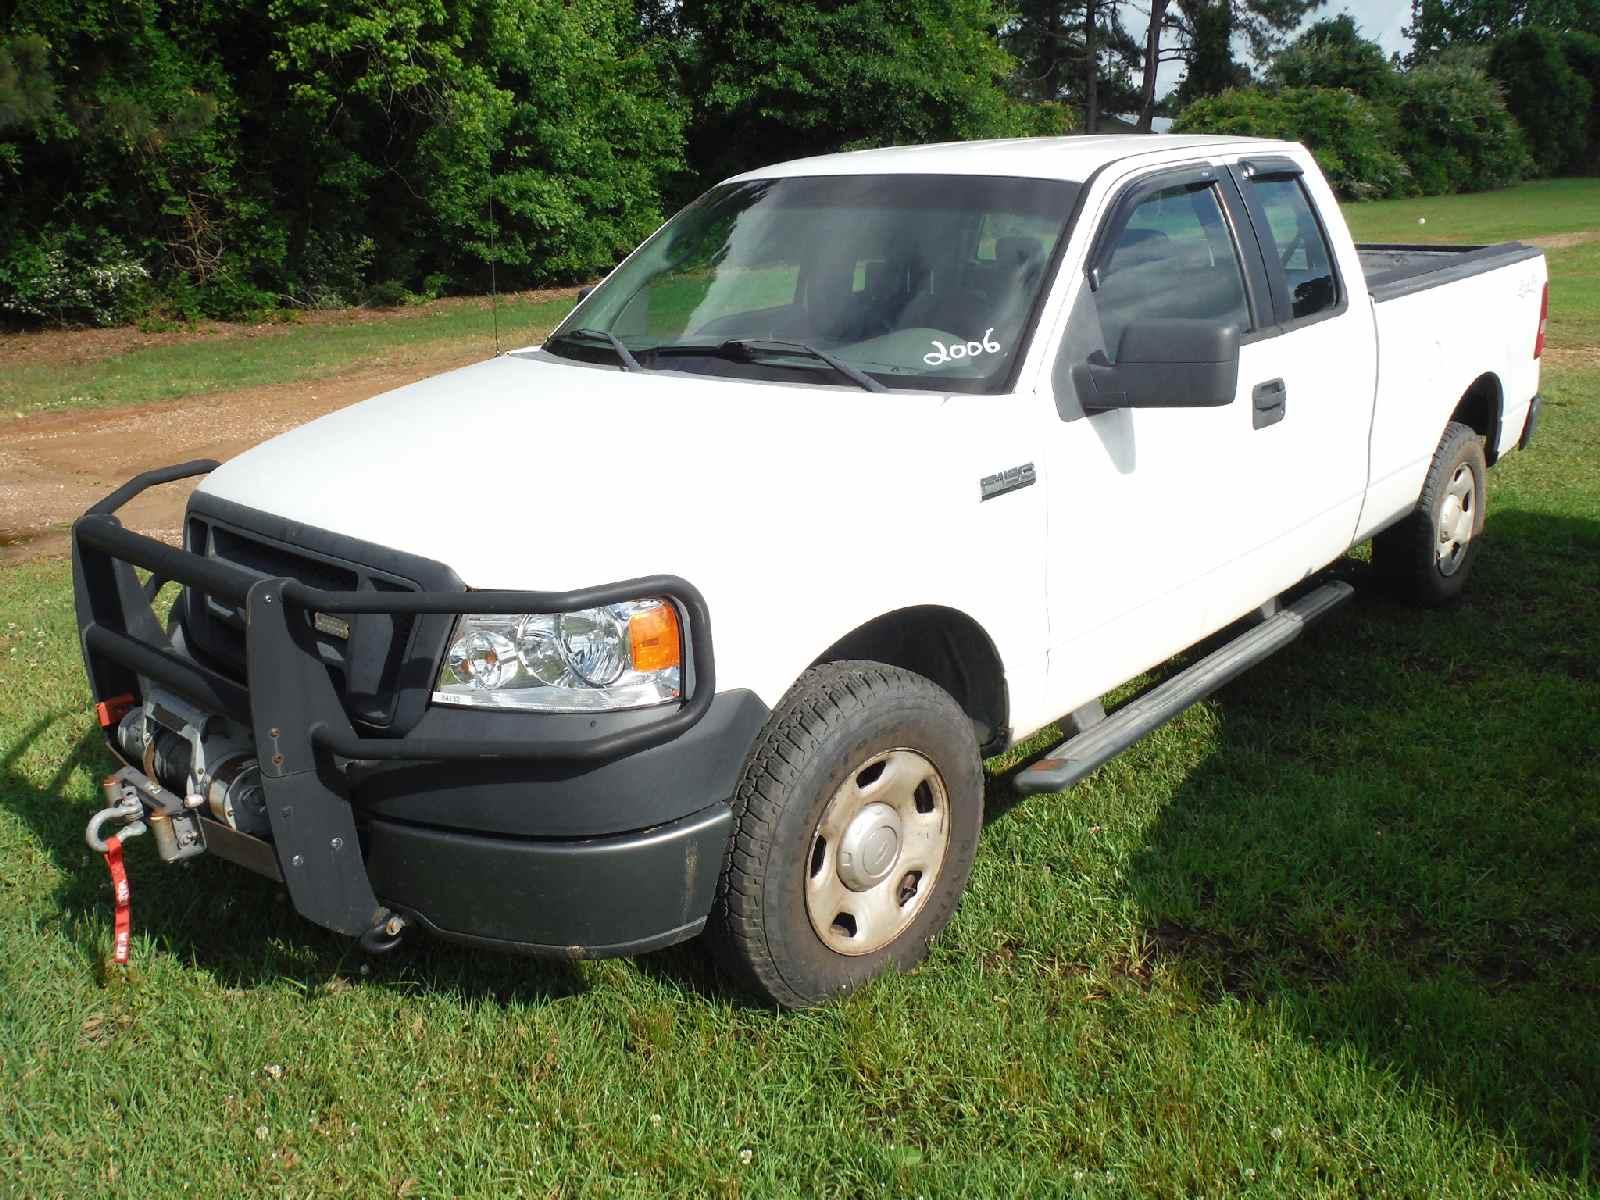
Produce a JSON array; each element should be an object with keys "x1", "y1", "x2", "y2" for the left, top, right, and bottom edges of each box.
[{"x1": 72, "y1": 460, "x2": 761, "y2": 956}]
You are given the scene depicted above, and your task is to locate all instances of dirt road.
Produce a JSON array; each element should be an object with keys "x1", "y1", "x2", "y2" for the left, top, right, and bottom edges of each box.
[{"x1": 1, "y1": 350, "x2": 484, "y2": 565}]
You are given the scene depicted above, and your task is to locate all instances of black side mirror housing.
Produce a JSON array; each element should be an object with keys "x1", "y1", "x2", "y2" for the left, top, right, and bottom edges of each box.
[
  {"x1": 1072, "y1": 319, "x2": 1240, "y2": 412},
  {"x1": 576, "y1": 285, "x2": 596, "y2": 302}
]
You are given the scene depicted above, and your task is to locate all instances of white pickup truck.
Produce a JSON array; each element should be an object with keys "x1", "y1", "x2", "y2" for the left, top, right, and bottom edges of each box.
[{"x1": 72, "y1": 135, "x2": 1547, "y2": 1007}]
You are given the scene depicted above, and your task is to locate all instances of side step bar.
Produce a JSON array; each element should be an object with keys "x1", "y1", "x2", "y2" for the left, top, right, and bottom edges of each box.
[{"x1": 1013, "y1": 581, "x2": 1354, "y2": 797}]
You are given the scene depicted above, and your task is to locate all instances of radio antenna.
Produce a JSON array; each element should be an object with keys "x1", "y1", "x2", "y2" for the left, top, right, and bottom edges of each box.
[{"x1": 488, "y1": 151, "x2": 501, "y2": 356}]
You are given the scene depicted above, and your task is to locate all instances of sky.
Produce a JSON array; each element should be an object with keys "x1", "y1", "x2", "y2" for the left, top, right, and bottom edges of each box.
[{"x1": 1151, "y1": 0, "x2": 1415, "y2": 98}]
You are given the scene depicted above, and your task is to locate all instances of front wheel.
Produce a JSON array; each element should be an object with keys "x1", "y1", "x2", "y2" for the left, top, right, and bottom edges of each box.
[
  {"x1": 1372, "y1": 420, "x2": 1487, "y2": 606},
  {"x1": 706, "y1": 661, "x2": 983, "y2": 1009}
]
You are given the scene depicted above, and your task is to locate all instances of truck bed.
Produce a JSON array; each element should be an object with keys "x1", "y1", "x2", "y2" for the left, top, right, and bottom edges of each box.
[{"x1": 1358, "y1": 241, "x2": 1543, "y2": 303}]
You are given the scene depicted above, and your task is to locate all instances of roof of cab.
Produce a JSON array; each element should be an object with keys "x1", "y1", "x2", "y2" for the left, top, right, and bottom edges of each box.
[{"x1": 724, "y1": 134, "x2": 1294, "y2": 185}]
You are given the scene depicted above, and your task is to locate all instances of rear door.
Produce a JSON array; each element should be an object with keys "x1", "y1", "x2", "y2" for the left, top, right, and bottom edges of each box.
[{"x1": 1224, "y1": 155, "x2": 1375, "y2": 572}]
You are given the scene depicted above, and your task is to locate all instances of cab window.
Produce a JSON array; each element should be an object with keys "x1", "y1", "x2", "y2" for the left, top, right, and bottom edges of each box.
[
  {"x1": 1092, "y1": 182, "x2": 1250, "y2": 361},
  {"x1": 1249, "y1": 176, "x2": 1339, "y2": 320}
]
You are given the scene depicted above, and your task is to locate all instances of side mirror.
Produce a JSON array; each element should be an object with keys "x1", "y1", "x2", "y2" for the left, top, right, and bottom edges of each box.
[
  {"x1": 1072, "y1": 319, "x2": 1240, "y2": 412},
  {"x1": 576, "y1": 285, "x2": 596, "y2": 302}
]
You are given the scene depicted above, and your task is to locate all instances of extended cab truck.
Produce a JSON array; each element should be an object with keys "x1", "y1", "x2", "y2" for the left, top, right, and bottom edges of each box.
[{"x1": 72, "y1": 136, "x2": 1547, "y2": 1008}]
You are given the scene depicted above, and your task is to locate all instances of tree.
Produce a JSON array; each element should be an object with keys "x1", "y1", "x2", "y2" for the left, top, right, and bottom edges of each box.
[
  {"x1": 1268, "y1": 14, "x2": 1402, "y2": 101},
  {"x1": 682, "y1": 0, "x2": 1050, "y2": 185},
  {"x1": 1487, "y1": 26, "x2": 1593, "y2": 174},
  {"x1": 1395, "y1": 62, "x2": 1531, "y2": 192},
  {"x1": 1171, "y1": 0, "x2": 1253, "y2": 109},
  {"x1": 1165, "y1": 0, "x2": 1322, "y2": 115},
  {"x1": 1173, "y1": 85, "x2": 1408, "y2": 197},
  {"x1": 1002, "y1": 0, "x2": 1142, "y2": 125},
  {"x1": 1, "y1": 0, "x2": 686, "y2": 323},
  {"x1": 1406, "y1": 0, "x2": 1600, "y2": 63}
]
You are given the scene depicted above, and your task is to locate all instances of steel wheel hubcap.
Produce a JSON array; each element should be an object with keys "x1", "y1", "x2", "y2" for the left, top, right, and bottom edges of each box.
[
  {"x1": 805, "y1": 748, "x2": 950, "y2": 956},
  {"x1": 1436, "y1": 463, "x2": 1476, "y2": 576}
]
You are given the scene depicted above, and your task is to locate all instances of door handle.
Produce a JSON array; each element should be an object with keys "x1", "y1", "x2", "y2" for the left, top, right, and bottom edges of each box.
[{"x1": 1252, "y1": 378, "x2": 1286, "y2": 429}]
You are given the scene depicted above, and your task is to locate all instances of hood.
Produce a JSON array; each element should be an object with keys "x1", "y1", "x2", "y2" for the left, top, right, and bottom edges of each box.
[{"x1": 197, "y1": 353, "x2": 968, "y2": 590}]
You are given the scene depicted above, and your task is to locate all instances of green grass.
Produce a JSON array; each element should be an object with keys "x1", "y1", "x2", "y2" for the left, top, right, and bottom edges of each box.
[
  {"x1": 0, "y1": 294, "x2": 575, "y2": 418},
  {"x1": 3, "y1": 192, "x2": 1599, "y2": 1197},
  {"x1": 1342, "y1": 177, "x2": 1600, "y2": 245}
]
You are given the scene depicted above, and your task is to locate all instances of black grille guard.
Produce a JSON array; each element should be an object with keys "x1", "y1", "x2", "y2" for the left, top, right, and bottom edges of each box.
[{"x1": 71, "y1": 459, "x2": 716, "y2": 937}]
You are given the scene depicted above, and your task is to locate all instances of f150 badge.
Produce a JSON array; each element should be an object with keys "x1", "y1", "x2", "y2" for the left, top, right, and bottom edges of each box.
[{"x1": 980, "y1": 462, "x2": 1036, "y2": 501}]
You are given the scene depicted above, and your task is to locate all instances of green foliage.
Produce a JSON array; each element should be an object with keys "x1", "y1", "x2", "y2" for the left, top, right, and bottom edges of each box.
[
  {"x1": 1268, "y1": 14, "x2": 1402, "y2": 102},
  {"x1": 1173, "y1": 85, "x2": 1409, "y2": 199},
  {"x1": 680, "y1": 0, "x2": 1040, "y2": 182},
  {"x1": 0, "y1": 0, "x2": 684, "y2": 325},
  {"x1": 1488, "y1": 26, "x2": 1593, "y2": 176},
  {"x1": 1406, "y1": 0, "x2": 1600, "y2": 62},
  {"x1": 1394, "y1": 63, "x2": 1532, "y2": 194},
  {"x1": 0, "y1": 230, "x2": 151, "y2": 326},
  {"x1": 1001, "y1": 0, "x2": 1143, "y2": 115},
  {"x1": 1172, "y1": 0, "x2": 1254, "y2": 108},
  {"x1": 1558, "y1": 31, "x2": 1600, "y2": 173}
]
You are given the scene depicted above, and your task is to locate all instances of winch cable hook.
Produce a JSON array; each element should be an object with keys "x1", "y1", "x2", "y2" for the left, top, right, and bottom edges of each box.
[{"x1": 87, "y1": 781, "x2": 147, "y2": 965}]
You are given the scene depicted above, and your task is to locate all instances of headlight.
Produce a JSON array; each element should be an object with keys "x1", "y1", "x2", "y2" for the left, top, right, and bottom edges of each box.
[{"x1": 433, "y1": 599, "x2": 683, "y2": 712}]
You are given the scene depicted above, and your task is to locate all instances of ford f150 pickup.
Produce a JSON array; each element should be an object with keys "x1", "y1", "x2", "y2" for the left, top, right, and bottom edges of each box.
[{"x1": 72, "y1": 135, "x2": 1547, "y2": 1007}]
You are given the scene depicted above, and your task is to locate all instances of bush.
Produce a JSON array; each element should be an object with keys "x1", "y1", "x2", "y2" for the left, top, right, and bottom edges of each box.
[
  {"x1": 1173, "y1": 86, "x2": 1409, "y2": 199},
  {"x1": 1395, "y1": 64, "x2": 1531, "y2": 194},
  {"x1": 682, "y1": 0, "x2": 1048, "y2": 183},
  {"x1": 0, "y1": 0, "x2": 685, "y2": 325},
  {"x1": 0, "y1": 233, "x2": 150, "y2": 326},
  {"x1": 1268, "y1": 15, "x2": 1402, "y2": 104},
  {"x1": 1561, "y1": 32, "x2": 1600, "y2": 174},
  {"x1": 1487, "y1": 28, "x2": 1592, "y2": 176}
]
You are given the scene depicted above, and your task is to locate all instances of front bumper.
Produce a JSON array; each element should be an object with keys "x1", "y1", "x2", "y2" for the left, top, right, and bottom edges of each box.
[{"x1": 71, "y1": 460, "x2": 761, "y2": 955}]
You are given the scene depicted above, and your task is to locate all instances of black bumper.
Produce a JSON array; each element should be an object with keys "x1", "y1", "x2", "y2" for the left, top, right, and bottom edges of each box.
[
  {"x1": 71, "y1": 461, "x2": 766, "y2": 956},
  {"x1": 367, "y1": 803, "x2": 733, "y2": 956}
]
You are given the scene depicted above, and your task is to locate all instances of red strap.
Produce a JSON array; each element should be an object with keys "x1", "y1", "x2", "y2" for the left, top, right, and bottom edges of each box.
[
  {"x1": 96, "y1": 693, "x2": 135, "y2": 729},
  {"x1": 104, "y1": 834, "x2": 131, "y2": 965}
]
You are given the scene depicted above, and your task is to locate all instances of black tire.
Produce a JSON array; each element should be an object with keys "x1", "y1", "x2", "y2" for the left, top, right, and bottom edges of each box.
[
  {"x1": 1372, "y1": 420, "x2": 1487, "y2": 607},
  {"x1": 706, "y1": 661, "x2": 983, "y2": 1009}
]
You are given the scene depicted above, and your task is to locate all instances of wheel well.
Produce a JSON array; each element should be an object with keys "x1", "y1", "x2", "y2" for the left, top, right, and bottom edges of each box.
[
  {"x1": 814, "y1": 606, "x2": 1009, "y2": 755},
  {"x1": 1452, "y1": 373, "x2": 1503, "y2": 465}
]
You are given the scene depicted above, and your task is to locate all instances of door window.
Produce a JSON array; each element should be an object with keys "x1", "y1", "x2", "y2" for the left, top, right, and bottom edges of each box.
[
  {"x1": 1092, "y1": 183, "x2": 1250, "y2": 361},
  {"x1": 1248, "y1": 177, "x2": 1339, "y2": 320}
]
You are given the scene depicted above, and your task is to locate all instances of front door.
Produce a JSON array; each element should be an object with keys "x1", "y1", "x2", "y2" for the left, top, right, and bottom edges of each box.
[{"x1": 1039, "y1": 161, "x2": 1288, "y2": 709}]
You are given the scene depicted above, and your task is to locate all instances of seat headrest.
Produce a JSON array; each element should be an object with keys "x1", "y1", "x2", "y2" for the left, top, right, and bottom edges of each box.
[{"x1": 994, "y1": 236, "x2": 1044, "y2": 270}]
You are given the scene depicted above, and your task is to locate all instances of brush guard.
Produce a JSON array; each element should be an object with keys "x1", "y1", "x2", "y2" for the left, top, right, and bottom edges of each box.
[{"x1": 71, "y1": 460, "x2": 716, "y2": 941}]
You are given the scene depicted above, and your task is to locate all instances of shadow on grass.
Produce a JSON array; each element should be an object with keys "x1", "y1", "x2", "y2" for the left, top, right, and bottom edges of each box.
[
  {"x1": 1113, "y1": 510, "x2": 1600, "y2": 1179},
  {"x1": 0, "y1": 717, "x2": 611, "y2": 1008}
]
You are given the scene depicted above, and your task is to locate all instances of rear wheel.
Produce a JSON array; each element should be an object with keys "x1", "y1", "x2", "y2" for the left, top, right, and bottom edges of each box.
[
  {"x1": 1373, "y1": 420, "x2": 1487, "y2": 606},
  {"x1": 707, "y1": 661, "x2": 983, "y2": 1009}
]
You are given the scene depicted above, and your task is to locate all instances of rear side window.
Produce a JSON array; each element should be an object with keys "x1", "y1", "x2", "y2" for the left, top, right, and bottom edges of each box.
[
  {"x1": 1249, "y1": 177, "x2": 1339, "y2": 320},
  {"x1": 1092, "y1": 183, "x2": 1250, "y2": 361}
]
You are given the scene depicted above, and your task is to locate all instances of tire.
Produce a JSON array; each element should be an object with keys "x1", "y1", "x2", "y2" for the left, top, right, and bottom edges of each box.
[
  {"x1": 1372, "y1": 420, "x2": 1487, "y2": 607},
  {"x1": 706, "y1": 661, "x2": 983, "y2": 1009}
]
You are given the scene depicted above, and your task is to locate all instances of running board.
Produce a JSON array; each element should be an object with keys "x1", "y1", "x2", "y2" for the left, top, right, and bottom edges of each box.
[{"x1": 1013, "y1": 581, "x2": 1354, "y2": 797}]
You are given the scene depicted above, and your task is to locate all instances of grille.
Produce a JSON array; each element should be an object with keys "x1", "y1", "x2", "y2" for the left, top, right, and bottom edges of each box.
[{"x1": 183, "y1": 514, "x2": 429, "y2": 729}]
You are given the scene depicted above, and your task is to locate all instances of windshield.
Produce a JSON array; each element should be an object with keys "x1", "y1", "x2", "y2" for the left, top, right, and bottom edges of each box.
[{"x1": 546, "y1": 174, "x2": 1081, "y2": 393}]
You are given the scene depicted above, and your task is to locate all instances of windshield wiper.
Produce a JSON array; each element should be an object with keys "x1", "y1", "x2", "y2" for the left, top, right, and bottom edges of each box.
[
  {"x1": 546, "y1": 327, "x2": 643, "y2": 373},
  {"x1": 648, "y1": 338, "x2": 886, "y2": 393}
]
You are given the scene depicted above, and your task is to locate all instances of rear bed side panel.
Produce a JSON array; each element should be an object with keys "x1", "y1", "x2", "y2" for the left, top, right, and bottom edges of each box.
[{"x1": 1354, "y1": 252, "x2": 1546, "y2": 543}]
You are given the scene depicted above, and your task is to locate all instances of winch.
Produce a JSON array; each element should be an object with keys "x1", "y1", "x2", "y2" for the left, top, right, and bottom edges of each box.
[{"x1": 85, "y1": 691, "x2": 270, "y2": 872}]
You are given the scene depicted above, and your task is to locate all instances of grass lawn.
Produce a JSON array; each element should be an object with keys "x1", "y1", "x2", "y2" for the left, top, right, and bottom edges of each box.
[
  {"x1": 0, "y1": 293, "x2": 575, "y2": 418},
  {"x1": 2, "y1": 184, "x2": 1598, "y2": 1197},
  {"x1": 1342, "y1": 177, "x2": 1600, "y2": 244}
]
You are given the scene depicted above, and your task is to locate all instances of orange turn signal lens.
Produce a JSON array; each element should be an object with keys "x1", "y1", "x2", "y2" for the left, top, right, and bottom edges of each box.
[{"x1": 628, "y1": 602, "x2": 681, "y2": 673}]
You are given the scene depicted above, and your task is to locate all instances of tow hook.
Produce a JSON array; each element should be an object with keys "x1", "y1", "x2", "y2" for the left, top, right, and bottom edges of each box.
[
  {"x1": 87, "y1": 777, "x2": 148, "y2": 854},
  {"x1": 359, "y1": 909, "x2": 409, "y2": 955},
  {"x1": 87, "y1": 776, "x2": 149, "y2": 965}
]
